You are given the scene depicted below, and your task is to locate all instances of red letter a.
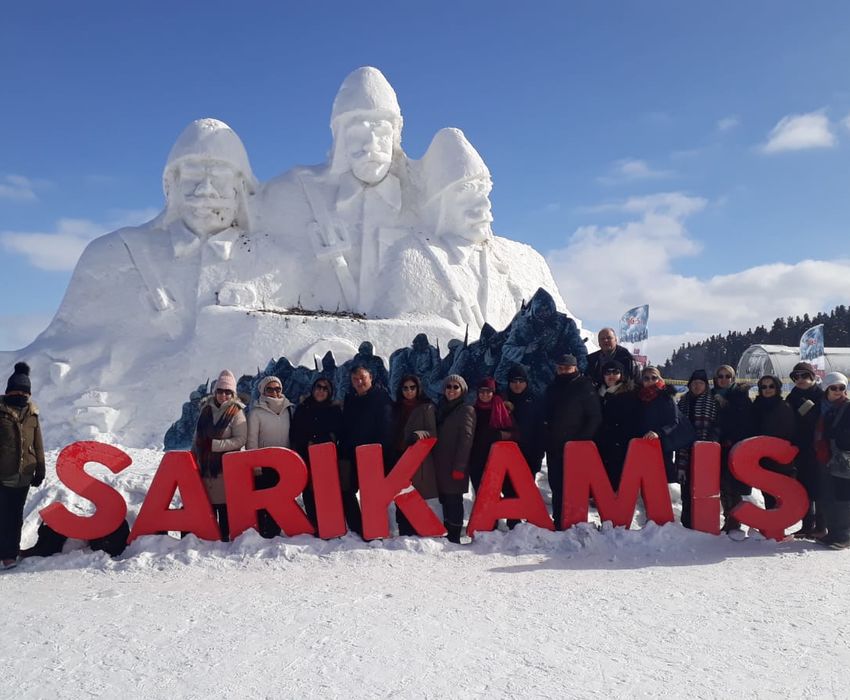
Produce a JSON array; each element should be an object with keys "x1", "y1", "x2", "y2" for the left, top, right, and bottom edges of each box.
[
  {"x1": 467, "y1": 442, "x2": 553, "y2": 537},
  {"x1": 562, "y1": 439, "x2": 674, "y2": 530},
  {"x1": 40, "y1": 441, "x2": 131, "y2": 540},
  {"x1": 357, "y1": 439, "x2": 445, "y2": 540},
  {"x1": 128, "y1": 451, "x2": 220, "y2": 543},
  {"x1": 223, "y1": 448, "x2": 315, "y2": 540}
]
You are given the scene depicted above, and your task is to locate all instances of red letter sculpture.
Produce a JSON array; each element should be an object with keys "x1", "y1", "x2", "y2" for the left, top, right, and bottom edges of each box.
[
  {"x1": 357, "y1": 439, "x2": 445, "y2": 540},
  {"x1": 562, "y1": 439, "x2": 674, "y2": 530},
  {"x1": 689, "y1": 441, "x2": 722, "y2": 535},
  {"x1": 40, "y1": 441, "x2": 131, "y2": 540},
  {"x1": 128, "y1": 451, "x2": 219, "y2": 543},
  {"x1": 728, "y1": 436, "x2": 807, "y2": 540},
  {"x1": 223, "y1": 448, "x2": 315, "y2": 540},
  {"x1": 467, "y1": 442, "x2": 553, "y2": 537},
  {"x1": 307, "y1": 442, "x2": 347, "y2": 539}
]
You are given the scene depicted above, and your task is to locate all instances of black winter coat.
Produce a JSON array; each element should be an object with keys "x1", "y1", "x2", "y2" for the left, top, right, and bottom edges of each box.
[
  {"x1": 636, "y1": 384, "x2": 680, "y2": 481},
  {"x1": 506, "y1": 388, "x2": 545, "y2": 472},
  {"x1": 715, "y1": 384, "x2": 755, "y2": 447},
  {"x1": 752, "y1": 395, "x2": 796, "y2": 474},
  {"x1": 596, "y1": 382, "x2": 641, "y2": 480},
  {"x1": 339, "y1": 386, "x2": 393, "y2": 461},
  {"x1": 543, "y1": 374, "x2": 602, "y2": 449},
  {"x1": 290, "y1": 398, "x2": 343, "y2": 461},
  {"x1": 432, "y1": 400, "x2": 476, "y2": 496},
  {"x1": 786, "y1": 384, "x2": 824, "y2": 449}
]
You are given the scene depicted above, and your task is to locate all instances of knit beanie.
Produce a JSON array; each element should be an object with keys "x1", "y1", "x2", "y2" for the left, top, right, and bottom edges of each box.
[
  {"x1": 444, "y1": 374, "x2": 468, "y2": 395},
  {"x1": 507, "y1": 364, "x2": 529, "y2": 382},
  {"x1": 601, "y1": 359, "x2": 625, "y2": 376},
  {"x1": 688, "y1": 369, "x2": 709, "y2": 385},
  {"x1": 5, "y1": 362, "x2": 31, "y2": 394},
  {"x1": 216, "y1": 369, "x2": 237, "y2": 393},
  {"x1": 478, "y1": 376, "x2": 497, "y2": 391},
  {"x1": 258, "y1": 375, "x2": 282, "y2": 394},
  {"x1": 823, "y1": 372, "x2": 848, "y2": 390}
]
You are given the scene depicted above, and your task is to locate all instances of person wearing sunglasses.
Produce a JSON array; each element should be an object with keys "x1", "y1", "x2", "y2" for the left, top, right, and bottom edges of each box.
[
  {"x1": 785, "y1": 361, "x2": 826, "y2": 537},
  {"x1": 391, "y1": 374, "x2": 438, "y2": 536},
  {"x1": 674, "y1": 370, "x2": 719, "y2": 528},
  {"x1": 595, "y1": 359, "x2": 639, "y2": 491},
  {"x1": 751, "y1": 375, "x2": 795, "y2": 511},
  {"x1": 290, "y1": 377, "x2": 343, "y2": 528},
  {"x1": 816, "y1": 372, "x2": 850, "y2": 549},
  {"x1": 635, "y1": 367, "x2": 685, "y2": 486},
  {"x1": 192, "y1": 369, "x2": 247, "y2": 541},
  {"x1": 712, "y1": 365, "x2": 755, "y2": 540},
  {"x1": 245, "y1": 376, "x2": 294, "y2": 538},
  {"x1": 431, "y1": 375, "x2": 476, "y2": 543}
]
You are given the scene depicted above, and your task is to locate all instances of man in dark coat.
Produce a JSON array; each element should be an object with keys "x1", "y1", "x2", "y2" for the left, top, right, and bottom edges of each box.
[
  {"x1": 543, "y1": 354, "x2": 602, "y2": 529},
  {"x1": 339, "y1": 365, "x2": 393, "y2": 537},
  {"x1": 785, "y1": 361, "x2": 826, "y2": 536},
  {"x1": 586, "y1": 328, "x2": 639, "y2": 387}
]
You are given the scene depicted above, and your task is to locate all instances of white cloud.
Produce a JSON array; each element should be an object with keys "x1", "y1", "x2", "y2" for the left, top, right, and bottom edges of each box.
[
  {"x1": 716, "y1": 115, "x2": 740, "y2": 132},
  {"x1": 0, "y1": 208, "x2": 159, "y2": 271},
  {"x1": 548, "y1": 192, "x2": 850, "y2": 362},
  {"x1": 597, "y1": 159, "x2": 673, "y2": 185},
  {"x1": 0, "y1": 174, "x2": 39, "y2": 202},
  {"x1": 843, "y1": 112, "x2": 850, "y2": 132},
  {"x1": 760, "y1": 110, "x2": 835, "y2": 153}
]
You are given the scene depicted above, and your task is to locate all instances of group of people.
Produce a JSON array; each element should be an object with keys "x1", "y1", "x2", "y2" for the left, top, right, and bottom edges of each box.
[
  {"x1": 3, "y1": 329, "x2": 850, "y2": 569},
  {"x1": 183, "y1": 327, "x2": 850, "y2": 551}
]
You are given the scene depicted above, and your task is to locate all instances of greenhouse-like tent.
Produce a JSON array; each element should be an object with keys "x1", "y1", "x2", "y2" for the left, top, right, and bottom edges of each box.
[{"x1": 737, "y1": 344, "x2": 850, "y2": 380}]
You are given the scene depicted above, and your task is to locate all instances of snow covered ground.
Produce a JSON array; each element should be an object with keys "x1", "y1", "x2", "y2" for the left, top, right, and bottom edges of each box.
[{"x1": 4, "y1": 449, "x2": 850, "y2": 699}]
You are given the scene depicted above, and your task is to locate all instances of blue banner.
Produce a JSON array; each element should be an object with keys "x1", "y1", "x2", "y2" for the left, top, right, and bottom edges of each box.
[
  {"x1": 799, "y1": 324, "x2": 825, "y2": 371},
  {"x1": 619, "y1": 304, "x2": 649, "y2": 344}
]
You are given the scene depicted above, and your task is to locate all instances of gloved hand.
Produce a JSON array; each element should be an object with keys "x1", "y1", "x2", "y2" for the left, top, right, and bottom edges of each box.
[
  {"x1": 451, "y1": 470, "x2": 465, "y2": 481},
  {"x1": 798, "y1": 399, "x2": 815, "y2": 416},
  {"x1": 413, "y1": 430, "x2": 431, "y2": 440},
  {"x1": 30, "y1": 474, "x2": 44, "y2": 488}
]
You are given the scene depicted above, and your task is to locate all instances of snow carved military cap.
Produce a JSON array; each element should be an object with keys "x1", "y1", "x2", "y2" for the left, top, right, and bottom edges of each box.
[
  {"x1": 330, "y1": 67, "x2": 403, "y2": 138},
  {"x1": 421, "y1": 127, "x2": 490, "y2": 205},
  {"x1": 163, "y1": 118, "x2": 259, "y2": 196}
]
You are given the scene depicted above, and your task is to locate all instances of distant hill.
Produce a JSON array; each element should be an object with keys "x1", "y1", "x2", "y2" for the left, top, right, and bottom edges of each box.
[{"x1": 660, "y1": 305, "x2": 850, "y2": 380}]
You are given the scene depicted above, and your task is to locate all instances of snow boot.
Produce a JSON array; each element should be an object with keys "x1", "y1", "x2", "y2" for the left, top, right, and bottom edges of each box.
[
  {"x1": 445, "y1": 522, "x2": 462, "y2": 544},
  {"x1": 727, "y1": 527, "x2": 747, "y2": 542}
]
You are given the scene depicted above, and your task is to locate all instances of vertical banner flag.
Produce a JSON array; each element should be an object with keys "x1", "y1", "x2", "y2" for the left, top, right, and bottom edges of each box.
[
  {"x1": 619, "y1": 304, "x2": 649, "y2": 366},
  {"x1": 799, "y1": 324, "x2": 825, "y2": 375}
]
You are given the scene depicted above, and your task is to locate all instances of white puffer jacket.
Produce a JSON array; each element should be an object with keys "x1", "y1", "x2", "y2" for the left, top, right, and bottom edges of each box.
[{"x1": 247, "y1": 394, "x2": 293, "y2": 450}]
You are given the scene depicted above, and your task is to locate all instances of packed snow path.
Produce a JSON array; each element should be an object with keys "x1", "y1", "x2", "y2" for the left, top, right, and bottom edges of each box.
[{"x1": 3, "y1": 451, "x2": 849, "y2": 698}]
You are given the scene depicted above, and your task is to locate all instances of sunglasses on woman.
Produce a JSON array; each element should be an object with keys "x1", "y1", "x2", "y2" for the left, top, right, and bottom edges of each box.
[
  {"x1": 759, "y1": 384, "x2": 776, "y2": 391},
  {"x1": 264, "y1": 386, "x2": 283, "y2": 395},
  {"x1": 827, "y1": 385, "x2": 847, "y2": 393},
  {"x1": 401, "y1": 384, "x2": 417, "y2": 392},
  {"x1": 445, "y1": 384, "x2": 462, "y2": 391},
  {"x1": 314, "y1": 384, "x2": 330, "y2": 392},
  {"x1": 215, "y1": 389, "x2": 234, "y2": 397},
  {"x1": 790, "y1": 372, "x2": 813, "y2": 381}
]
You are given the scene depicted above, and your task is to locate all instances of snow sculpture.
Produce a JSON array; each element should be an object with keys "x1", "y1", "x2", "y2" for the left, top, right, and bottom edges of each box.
[
  {"x1": 7, "y1": 66, "x2": 585, "y2": 447},
  {"x1": 380, "y1": 127, "x2": 565, "y2": 330}
]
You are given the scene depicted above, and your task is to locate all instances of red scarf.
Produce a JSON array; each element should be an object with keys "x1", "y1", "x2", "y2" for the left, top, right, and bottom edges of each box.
[
  {"x1": 639, "y1": 380, "x2": 665, "y2": 403},
  {"x1": 476, "y1": 394, "x2": 513, "y2": 430}
]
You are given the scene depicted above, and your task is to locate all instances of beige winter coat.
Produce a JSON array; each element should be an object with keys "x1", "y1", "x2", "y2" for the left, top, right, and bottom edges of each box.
[
  {"x1": 247, "y1": 396, "x2": 293, "y2": 450},
  {"x1": 403, "y1": 402, "x2": 439, "y2": 499},
  {"x1": 201, "y1": 398, "x2": 247, "y2": 504}
]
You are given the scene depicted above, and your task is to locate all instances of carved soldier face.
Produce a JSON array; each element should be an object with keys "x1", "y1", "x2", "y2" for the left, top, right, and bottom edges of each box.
[
  {"x1": 175, "y1": 160, "x2": 240, "y2": 237},
  {"x1": 440, "y1": 177, "x2": 493, "y2": 242},
  {"x1": 345, "y1": 118, "x2": 394, "y2": 184}
]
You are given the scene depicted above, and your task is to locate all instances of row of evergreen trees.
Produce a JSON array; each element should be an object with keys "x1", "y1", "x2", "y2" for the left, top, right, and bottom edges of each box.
[{"x1": 660, "y1": 304, "x2": 850, "y2": 380}]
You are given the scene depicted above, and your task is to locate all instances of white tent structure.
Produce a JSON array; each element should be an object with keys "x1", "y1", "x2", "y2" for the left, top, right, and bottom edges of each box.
[{"x1": 737, "y1": 344, "x2": 850, "y2": 380}]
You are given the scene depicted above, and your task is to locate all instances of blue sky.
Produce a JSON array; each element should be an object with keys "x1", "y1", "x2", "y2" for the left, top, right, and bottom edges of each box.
[{"x1": 2, "y1": 2, "x2": 849, "y2": 360}]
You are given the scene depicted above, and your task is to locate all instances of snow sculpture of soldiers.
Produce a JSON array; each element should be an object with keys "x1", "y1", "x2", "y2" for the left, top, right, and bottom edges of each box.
[
  {"x1": 384, "y1": 127, "x2": 567, "y2": 332},
  {"x1": 260, "y1": 66, "x2": 414, "y2": 315}
]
